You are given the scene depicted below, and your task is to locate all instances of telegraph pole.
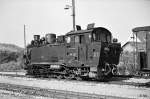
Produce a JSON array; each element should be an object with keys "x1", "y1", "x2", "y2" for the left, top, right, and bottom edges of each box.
[
  {"x1": 65, "y1": 0, "x2": 76, "y2": 31},
  {"x1": 131, "y1": 33, "x2": 136, "y2": 68},
  {"x1": 72, "y1": 0, "x2": 75, "y2": 31},
  {"x1": 24, "y1": 24, "x2": 26, "y2": 50}
]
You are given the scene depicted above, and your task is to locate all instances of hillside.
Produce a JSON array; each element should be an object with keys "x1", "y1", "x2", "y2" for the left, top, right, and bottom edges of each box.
[
  {"x1": 0, "y1": 43, "x2": 24, "y2": 71},
  {"x1": 0, "y1": 43, "x2": 23, "y2": 52}
]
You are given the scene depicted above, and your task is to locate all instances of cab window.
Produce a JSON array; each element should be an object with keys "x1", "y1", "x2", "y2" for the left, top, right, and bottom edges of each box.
[
  {"x1": 66, "y1": 36, "x2": 71, "y2": 43},
  {"x1": 79, "y1": 35, "x2": 85, "y2": 44},
  {"x1": 75, "y1": 36, "x2": 79, "y2": 43},
  {"x1": 74, "y1": 35, "x2": 85, "y2": 44},
  {"x1": 92, "y1": 31, "x2": 111, "y2": 42},
  {"x1": 106, "y1": 35, "x2": 111, "y2": 42}
]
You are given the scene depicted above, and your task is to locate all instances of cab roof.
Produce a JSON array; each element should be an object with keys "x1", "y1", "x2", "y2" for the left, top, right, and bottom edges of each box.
[
  {"x1": 66, "y1": 27, "x2": 112, "y2": 36},
  {"x1": 132, "y1": 26, "x2": 150, "y2": 32}
]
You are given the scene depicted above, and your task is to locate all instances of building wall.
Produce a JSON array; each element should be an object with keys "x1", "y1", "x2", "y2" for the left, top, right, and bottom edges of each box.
[
  {"x1": 123, "y1": 44, "x2": 135, "y2": 52},
  {"x1": 119, "y1": 43, "x2": 140, "y2": 75},
  {"x1": 147, "y1": 31, "x2": 150, "y2": 69}
]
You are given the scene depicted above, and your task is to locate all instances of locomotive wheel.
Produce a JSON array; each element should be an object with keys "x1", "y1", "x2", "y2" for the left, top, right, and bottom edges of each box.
[
  {"x1": 64, "y1": 75, "x2": 71, "y2": 80},
  {"x1": 70, "y1": 74, "x2": 75, "y2": 79},
  {"x1": 57, "y1": 75, "x2": 63, "y2": 79},
  {"x1": 26, "y1": 68, "x2": 34, "y2": 75},
  {"x1": 75, "y1": 76, "x2": 82, "y2": 81},
  {"x1": 97, "y1": 76, "x2": 105, "y2": 81},
  {"x1": 111, "y1": 65, "x2": 118, "y2": 75},
  {"x1": 97, "y1": 68, "x2": 106, "y2": 81}
]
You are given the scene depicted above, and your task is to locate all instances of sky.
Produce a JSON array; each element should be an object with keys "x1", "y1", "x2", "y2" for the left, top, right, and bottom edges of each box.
[{"x1": 0, "y1": 0, "x2": 150, "y2": 47}]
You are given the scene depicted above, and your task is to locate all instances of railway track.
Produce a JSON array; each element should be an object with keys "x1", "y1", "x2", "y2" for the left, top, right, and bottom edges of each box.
[
  {"x1": 0, "y1": 72, "x2": 150, "y2": 98},
  {"x1": 0, "y1": 72, "x2": 149, "y2": 88},
  {"x1": 0, "y1": 83, "x2": 130, "y2": 99}
]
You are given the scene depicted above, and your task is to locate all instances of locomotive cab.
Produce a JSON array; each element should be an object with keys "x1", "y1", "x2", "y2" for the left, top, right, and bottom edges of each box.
[
  {"x1": 65, "y1": 27, "x2": 121, "y2": 80},
  {"x1": 92, "y1": 28, "x2": 111, "y2": 43}
]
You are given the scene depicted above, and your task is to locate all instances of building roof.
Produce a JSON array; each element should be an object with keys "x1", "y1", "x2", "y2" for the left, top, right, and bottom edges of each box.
[
  {"x1": 132, "y1": 26, "x2": 150, "y2": 32},
  {"x1": 122, "y1": 41, "x2": 146, "y2": 51},
  {"x1": 66, "y1": 27, "x2": 111, "y2": 36}
]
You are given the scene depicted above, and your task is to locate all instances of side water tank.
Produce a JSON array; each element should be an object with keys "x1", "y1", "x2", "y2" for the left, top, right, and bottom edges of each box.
[
  {"x1": 45, "y1": 33, "x2": 56, "y2": 44},
  {"x1": 34, "y1": 35, "x2": 40, "y2": 41}
]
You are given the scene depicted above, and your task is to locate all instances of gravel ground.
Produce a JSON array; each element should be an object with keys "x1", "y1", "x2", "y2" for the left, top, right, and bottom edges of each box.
[
  {"x1": 0, "y1": 72, "x2": 26, "y2": 76},
  {"x1": 0, "y1": 89, "x2": 52, "y2": 99},
  {"x1": 0, "y1": 75, "x2": 150, "y2": 99},
  {"x1": 123, "y1": 78, "x2": 150, "y2": 83},
  {"x1": 0, "y1": 83, "x2": 126, "y2": 99}
]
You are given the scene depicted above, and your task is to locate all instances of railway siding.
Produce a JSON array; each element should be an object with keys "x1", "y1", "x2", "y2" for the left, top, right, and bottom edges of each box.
[
  {"x1": 0, "y1": 74, "x2": 150, "y2": 98},
  {"x1": 0, "y1": 83, "x2": 130, "y2": 99}
]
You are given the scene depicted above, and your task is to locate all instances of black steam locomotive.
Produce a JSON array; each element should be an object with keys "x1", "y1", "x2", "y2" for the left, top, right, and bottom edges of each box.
[{"x1": 24, "y1": 24, "x2": 122, "y2": 80}]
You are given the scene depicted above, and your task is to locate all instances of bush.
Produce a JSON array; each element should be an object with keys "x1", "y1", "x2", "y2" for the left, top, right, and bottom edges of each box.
[{"x1": 0, "y1": 51, "x2": 24, "y2": 72}]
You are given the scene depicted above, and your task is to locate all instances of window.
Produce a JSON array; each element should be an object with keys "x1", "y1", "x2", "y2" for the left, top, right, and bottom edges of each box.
[
  {"x1": 106, "y1": 35, "x2": 111, "y2": 42},
  {"x1": 74, "y1": 35, "x2": 85, "y2": 44},
  {"x1": 92, "y1": 31, "x2": 111, "y2": 42},
  {"x1": 66, "y1": 36, "x2": 71, "y2": 43},
  {"x1": 93, "y1": 33, "x2": 96, "y2": 41},
  {"x1": 87, "y1": 33, "x2": 92, "y2": 43},
  {"x1": 75, "y1": 36, "x2": 79, "y2": 43},
  {"x1": 79, "y1": 35, "x2": 85, "y2": 44},
  {"x1": 100, "y1": 33, "x2": 106, "y2": 42}
]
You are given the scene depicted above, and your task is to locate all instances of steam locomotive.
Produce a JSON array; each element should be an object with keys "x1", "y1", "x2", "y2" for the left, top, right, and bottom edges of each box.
[{"x1": 24, "y1": 24, "x2": 122, "y2": 80}]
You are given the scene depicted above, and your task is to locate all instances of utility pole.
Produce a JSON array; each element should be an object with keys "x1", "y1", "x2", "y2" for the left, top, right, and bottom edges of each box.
[
  {"x1": 131, "y1": 33, "x2": 136, "y2": 68},
  {"x1": 24, "y1": 24, "x2": 26, "y2": 50},
  {"x1": 72, "y1": 0, "x2": 75, "y2": 31},
  {"x1": 65, "y1": 0, "x2": 76, "y2": 31}
]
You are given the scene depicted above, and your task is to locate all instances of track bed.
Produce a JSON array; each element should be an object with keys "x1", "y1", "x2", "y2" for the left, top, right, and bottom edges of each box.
[{"x1": 0, "y1": 72, "x2": 150, "y2": 98}]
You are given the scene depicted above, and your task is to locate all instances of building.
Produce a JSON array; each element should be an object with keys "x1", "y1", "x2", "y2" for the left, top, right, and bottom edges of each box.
[
  {"x1": 132, "y1": 26, "x2": 150, "y2": 71},
  {"x1": 119, "y1": 26, "x2": 150, "y2": 75},
  {"x1": 122, "y1": 41, "x2": 145, "y2": 52},
  {"x1": 119, "y1": 41, "x2": 146, "y2": 75}
]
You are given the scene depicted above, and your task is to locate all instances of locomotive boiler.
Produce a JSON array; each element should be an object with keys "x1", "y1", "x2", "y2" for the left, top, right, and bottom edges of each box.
[{"x1": 24, "y1": 25, "x2": 122, "y2": 80}]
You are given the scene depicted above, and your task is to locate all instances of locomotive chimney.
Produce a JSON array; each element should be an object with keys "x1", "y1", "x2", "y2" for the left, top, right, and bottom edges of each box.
[
  {"x1": 34, "y1": 35, "x2": 40, "y2": 41},
  {"x1": 45, "y1": 33, "x2": 56, "y2": 44}
]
